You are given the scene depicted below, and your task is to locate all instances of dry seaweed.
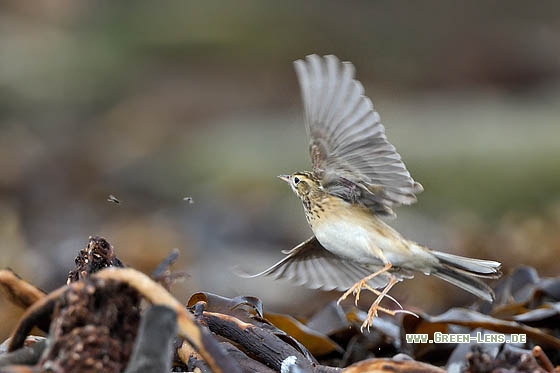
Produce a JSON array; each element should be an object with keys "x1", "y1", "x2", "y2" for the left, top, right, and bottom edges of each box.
[{"x1": 1, "y1": 237, "x2": 560, "y2": 372}]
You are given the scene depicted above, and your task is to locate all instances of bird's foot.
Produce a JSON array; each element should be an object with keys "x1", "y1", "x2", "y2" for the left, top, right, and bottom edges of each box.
[
  {"x1": 360, "y1": 303, "x2": 418, "y2": 332},
  {"x1": 336, "y1": 262, "x2": 394, "y2": 307},
  {"x1": 337, "y1": 279, "x2": 368, "y2": 306},
  {"x1": 336, "y1": 281, "x2": 403, "y2": 309},
  {"x1": 361, "y1": 283, "x2": 403, "y2": 309},
  {"x1": 357, "y1": 276, "x2": 417, "y2": 332}
]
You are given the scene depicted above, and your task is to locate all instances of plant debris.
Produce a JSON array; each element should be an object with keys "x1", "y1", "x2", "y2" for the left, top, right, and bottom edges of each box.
[
  {"x1": 1, "y1": 237, "x2": 560, "y2": 372},
  {"x1": 39, "y1": 278, "x2": 141, "y2": 372},
  {"x1": 67, "y1": 236, "x2": 124, "y2": 285}
]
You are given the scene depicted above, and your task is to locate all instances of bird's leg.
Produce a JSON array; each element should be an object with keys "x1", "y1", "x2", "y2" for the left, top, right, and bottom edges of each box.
[
  {"x1": 337, "y1": 262, "x2": 392, "y2": 306},
  {"x1": 336, "y1": 253, "x2": 419, "y2": 330},
  {"x1": 361, "y1": 276, "x2": 397, "y2": 330},
  {"x1": 337, "y1": 275, "x2": 403, "y2": 309},
  {"x1": 360, "y1": 276, "x2": 419, "y2": 331},
  {"x1": 361, "y1": 282, "x2": 403, "y2": 310}
]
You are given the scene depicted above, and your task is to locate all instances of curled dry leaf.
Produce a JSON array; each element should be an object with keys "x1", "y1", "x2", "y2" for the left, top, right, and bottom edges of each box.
[{"x1": 0, "y1": 269, "x2": 46, "y2": 309}]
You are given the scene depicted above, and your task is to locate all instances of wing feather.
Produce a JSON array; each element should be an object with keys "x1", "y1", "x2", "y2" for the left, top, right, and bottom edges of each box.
[
  {"x1": 241, "y1": 236, "x2": 412, "y2": 291},
  {"x1": 294, "y1": 54, "x2": 423, "y2": 215}
]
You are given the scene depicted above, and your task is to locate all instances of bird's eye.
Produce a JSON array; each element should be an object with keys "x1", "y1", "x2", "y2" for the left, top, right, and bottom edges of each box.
[{"x1": 293, "y1": 177, "x2": 300, "y2": 184}]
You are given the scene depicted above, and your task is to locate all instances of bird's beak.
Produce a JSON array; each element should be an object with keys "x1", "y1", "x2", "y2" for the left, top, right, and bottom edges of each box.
[{"x1": 277, "y1": 175, "x2": 290, "y2": 183}]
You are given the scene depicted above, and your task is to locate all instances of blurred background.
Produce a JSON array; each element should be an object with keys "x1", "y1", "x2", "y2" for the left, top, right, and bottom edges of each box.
[{"x1": 1, "y1": 1, "x2": 559, "y2": 340}]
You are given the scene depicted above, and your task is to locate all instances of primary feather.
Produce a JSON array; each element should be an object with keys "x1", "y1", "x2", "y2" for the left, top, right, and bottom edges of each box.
[{"x1": 294, "y1": 55, "x2": 423, "y2": 216}]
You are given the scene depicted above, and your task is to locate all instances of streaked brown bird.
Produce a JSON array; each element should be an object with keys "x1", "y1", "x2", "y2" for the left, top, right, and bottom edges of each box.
[{"x1": 249, "y1": 55, "x2": 501, "y2": 330}]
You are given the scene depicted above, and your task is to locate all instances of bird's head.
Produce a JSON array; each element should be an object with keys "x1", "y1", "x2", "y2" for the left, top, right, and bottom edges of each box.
[{"x1": 277, "y1": 172, "x2": 321, "y2": 199}]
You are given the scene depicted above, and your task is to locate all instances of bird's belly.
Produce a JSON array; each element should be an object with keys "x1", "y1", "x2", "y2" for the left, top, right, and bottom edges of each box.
[{"x1": 312, "y1": 220, "x2": 384, "y2": 264}]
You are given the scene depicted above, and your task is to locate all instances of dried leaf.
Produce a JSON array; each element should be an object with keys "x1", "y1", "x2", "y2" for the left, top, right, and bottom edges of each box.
[{"x1": 264, "y1": 312, "x2": 343, "y2": 356}]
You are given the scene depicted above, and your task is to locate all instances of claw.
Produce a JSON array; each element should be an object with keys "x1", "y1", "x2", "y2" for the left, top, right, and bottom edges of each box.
[
  {"x1": 359, "y1": 306, "x2": 419, "y2": 332},
  {"x1": 336, "y1": 263, "x2": 414, "y2": 331},
  {"x1": 358, "y1": 276, "x2": 403, "y2": 331},
  {"x1": 337, "y1": 281, "x2": 364, "y2": 306},
  {"x1": 394, "y1": 309, "x2": 419, "y2": 318}
]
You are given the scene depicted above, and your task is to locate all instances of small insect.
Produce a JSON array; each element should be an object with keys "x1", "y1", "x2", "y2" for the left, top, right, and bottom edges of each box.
[
  {"x1": 107, "y1": 194, "x2": 120, "y2": 204},
  {"x1": 183, "y1": 196, "x2": 194, "y2": 204}
]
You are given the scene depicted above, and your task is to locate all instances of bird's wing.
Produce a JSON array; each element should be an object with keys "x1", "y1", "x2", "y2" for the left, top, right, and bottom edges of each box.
[
  {"x1": 294, "y1": 54, "x2": 423, "y2": 216},
  {"x1": 241, "y1": 236, "x2": 399, "y2": 291}
]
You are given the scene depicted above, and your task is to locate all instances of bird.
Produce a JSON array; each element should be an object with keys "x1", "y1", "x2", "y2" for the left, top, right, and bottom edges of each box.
[{"x1": 247, "y1": 54, "x2": 502, "y2": 330}]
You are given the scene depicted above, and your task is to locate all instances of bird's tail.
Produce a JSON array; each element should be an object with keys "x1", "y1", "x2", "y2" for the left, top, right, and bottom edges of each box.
[{"x1": 430, "y1": 250, "x2": 502, "y2": 302}]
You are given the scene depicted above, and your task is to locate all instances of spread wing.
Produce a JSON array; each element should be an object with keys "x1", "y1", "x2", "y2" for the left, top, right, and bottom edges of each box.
[
  {"x1": 241, "y1": 236, "x2": 412, "y2": 291},
  {"x1": 294, "y1": 55, "x2": 423, "y2": 216}
]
